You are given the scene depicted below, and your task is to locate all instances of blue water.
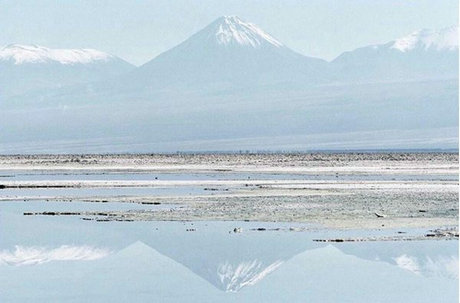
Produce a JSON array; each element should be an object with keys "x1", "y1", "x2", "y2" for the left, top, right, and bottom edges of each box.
[
  {"x1": 0, "y1": 200, "x2": 457, "y2": 303},
  {"x1": 0, "y1": 170, "x2": 457, "y2": 182}
]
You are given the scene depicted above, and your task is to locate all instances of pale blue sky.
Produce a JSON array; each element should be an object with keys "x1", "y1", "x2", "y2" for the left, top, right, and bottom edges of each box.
[{"x1": 1, "y1": 0, "x2": 458, "y2": 65}]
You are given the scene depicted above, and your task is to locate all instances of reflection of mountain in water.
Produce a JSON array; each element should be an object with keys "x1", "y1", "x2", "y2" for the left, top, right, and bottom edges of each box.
[
  {"x1": 140, "y1": 228, "x2": 459, "y2": 293},
  {"x1": 336, "y1": 241, "x2": 459, "y2": 280},
  {"x1": 116, "y1": 241, "x2": 289, "y2": 294},
  {"x1": 394, "y1": 254, "x2": 458, "y2": 279},
  {"x1": 249, "y1": 245, "x2": 458, "y2": 303},
  {"x1": 1, "y1": 241, "x2": 457, "y2": 302},
  {"x1": 143, "y1": 232, "x2": 317, "y2": 292},
  {"x1": 217, "y1": 259, "x2": 284, "y2": 292},
  {"x1": 0, "y1": 241, "x2": 221, "y2": 302}
]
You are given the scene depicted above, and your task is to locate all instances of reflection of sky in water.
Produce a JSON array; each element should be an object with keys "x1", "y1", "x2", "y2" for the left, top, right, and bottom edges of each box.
[
  {"x1": 0, "y1": 200, "x2": 178, "y2": 213},
  {"x1": 0, "y1": 201, "x2": 457, "y2": 302},
  {"x1": 0, "y1": 186, "x2": 210, "y2": 198},
  {"x1": 1, "y1": 170, "x2": 457, "y2": 199},
  {"x1": 1, "y1": 170, "x2": 457, "y2": 182}
]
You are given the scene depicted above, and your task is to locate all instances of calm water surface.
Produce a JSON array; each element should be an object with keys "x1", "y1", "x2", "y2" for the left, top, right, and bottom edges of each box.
[
  {"x1": 0, "y1": 200, "x2": 457, "y2": 303},
  {"x1": 0, "y1": 169, "x2": 457, "y2": 302}
]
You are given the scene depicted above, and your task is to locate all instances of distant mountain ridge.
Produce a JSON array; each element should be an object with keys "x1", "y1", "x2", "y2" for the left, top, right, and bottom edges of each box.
[
  {"x1": 332, "y1": 25, "x2": 458, "y2": 82},
  {"x1": 1, "y1": 19, "x2": 457, "y2": 98},
  {"x1": 0, "y1": 17, "x2": 458, "y2": 153},
  {"x1": 0, "y1": 44, "x2": 115, "y2": 65},
  {"x1": 391, "y1": 26, "x2": 458, "y2": 52},
  {"x1": 83, "y1": 20, "x2": 459, "y2": 95},
  {"x1": 0, "y1": 44, "x2": 134, "y2": 98}
]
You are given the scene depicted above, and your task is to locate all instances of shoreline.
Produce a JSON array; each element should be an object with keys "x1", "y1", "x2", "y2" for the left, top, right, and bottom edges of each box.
[{"x1": 0, "y1": 153, "x2": 457, "y2": 231}]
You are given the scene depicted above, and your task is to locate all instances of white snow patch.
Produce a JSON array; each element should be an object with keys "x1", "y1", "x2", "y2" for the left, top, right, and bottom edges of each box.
[
  {"x1": 0, "y1": 44, "x2": 114, "y2": 65},
  {"x1": 0, "y1": 245, "x2": 111, "y2": 266},
  {"x1": 214, "y1": 16, "x2": 283, "y2": 48},
  {"x1": 391, "y1": 26, "x2": 459, "y2": 52}
]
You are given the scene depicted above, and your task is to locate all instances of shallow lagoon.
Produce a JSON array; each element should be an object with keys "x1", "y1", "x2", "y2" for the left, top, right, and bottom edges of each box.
[
  {"x1": 1, "y1": 169, "x2": 457, "y2": 200},
  {"x1": 0, "y1": 200, "x2": 457, "y2": 303},
  {"x1": 0, "y1": 154, "x2": 458, "y2": 302},
  {"x1": 1, "y1": 169, "x2": 457, "y2": 182}
]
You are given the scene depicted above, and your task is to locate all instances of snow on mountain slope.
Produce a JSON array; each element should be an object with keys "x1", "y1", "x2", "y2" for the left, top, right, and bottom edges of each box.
[
  {"x1": 332, "y1": 26, "x2": 459, "y2": 82},
  {"x1": 209, "y1": 16, "x2": 283, "y2": 48},
  {"x1": 391, "y1": 26, "x2": 458, "y2": 52},
  {"x1": 123, "y1": 16, "x2": 328, "y2": 90},
  {"x1": 0, "y1": 44, "x2": 134, "y2": 98},
  {"x1": 172, "y1": 15, "x2": 286, "y2": 51},
  {"x1": 0, "y1": 44, "x2": 113, "y2": 65}
]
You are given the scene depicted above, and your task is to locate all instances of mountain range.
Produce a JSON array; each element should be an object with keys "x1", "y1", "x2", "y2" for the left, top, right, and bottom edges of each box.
[
  {"x1": 0, "y1": 44, "x2": 133, "y2": 98},
  {"x1": 332, "y1": 25, "x2": 458, "y2": 82},
  {"x1": 0, "y1": 16, "x2": 458, "y2": 153}
]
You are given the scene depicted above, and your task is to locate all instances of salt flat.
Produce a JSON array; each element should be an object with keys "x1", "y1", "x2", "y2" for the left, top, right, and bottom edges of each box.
[{"x1": 0, "y1": 153, "x2": 457, "y2": 229}]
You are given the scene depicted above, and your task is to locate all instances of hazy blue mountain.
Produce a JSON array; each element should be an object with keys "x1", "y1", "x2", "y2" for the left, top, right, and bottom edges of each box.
[
  {"x1": 0, "y1": 44, "x2": 134, "y2": 98},
  {"x1": 120, "y1": 16, "x2": 329, "y2": 92},
  {"x1": 2, "y1": 78, "x2": 457, "y2": 153},
  {"x1": 332, "y1": 26, "x2": 458, "y2": 82},
  {"x1": 0, "y1": 19, "x2": 458, "y2": 153}
]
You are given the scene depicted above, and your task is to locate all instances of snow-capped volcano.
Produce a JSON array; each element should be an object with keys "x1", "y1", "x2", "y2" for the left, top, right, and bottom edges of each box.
[
  {"x1": 332, "y1": 25, "x2": 459, "y2": 82},
  {"x1": 391, "y1": 26, "x2": 458, "y2": 52},
  {"x1": 0, "y1": 44, "x2": 134, "y2": 97},
  {"x1": 209, "y1": 16, "x2": 283, "y2": 48},
  {"x1": 171, "y1": 15, "x2": 285, "y2": 51},
  {"x1": 126, "y1": 15, "x2": 328, "y2": 90},
  {"x1": 0, "y1": 44, "x2": 114, "y2": 65}
]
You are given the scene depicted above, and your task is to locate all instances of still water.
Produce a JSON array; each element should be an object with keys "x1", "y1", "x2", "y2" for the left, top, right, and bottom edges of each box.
[{"x1": 0, "y1": 200, "x2": 457, "y2": 303}]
